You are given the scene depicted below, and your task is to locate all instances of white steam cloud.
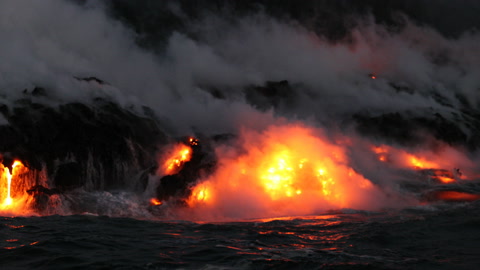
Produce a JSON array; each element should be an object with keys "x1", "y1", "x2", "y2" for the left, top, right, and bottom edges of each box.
[{"x1": 1, "y1": 0, "x2": 479, "y2": 135}]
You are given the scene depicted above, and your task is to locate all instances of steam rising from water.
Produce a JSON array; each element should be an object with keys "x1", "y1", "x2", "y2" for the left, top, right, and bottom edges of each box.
[
  {"x1": 1, "y1": 0, "x2": 480, "y2": 220},
  {"x1": 179, "y1": 123, "x2": 397, "y2": 220},
  {"x1": 175, "y1": 123, "x2": 480, "y2": 221}
]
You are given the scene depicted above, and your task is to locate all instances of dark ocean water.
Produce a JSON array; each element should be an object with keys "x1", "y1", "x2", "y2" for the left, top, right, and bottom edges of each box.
[{"x1": 2, "y1": 202, "x2": 480, "y2": 270}]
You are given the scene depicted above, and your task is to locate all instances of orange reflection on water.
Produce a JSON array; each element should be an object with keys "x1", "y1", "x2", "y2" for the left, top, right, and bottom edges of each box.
[
  {"x1": 296, "y1": 233, "x2": 346, "y2": 242},
  {"x1": 258, "y1": 231, "x2": 295, "y2": 235},
  {"x1": 6, "y1": 225, "x2": 25, "y2": 229},
  {"x1": 237, "y1": 251, "x2": 264, "y2": 255},
  {"x1": 2, "y1": 241, "x2": 39, "y2": 250}
]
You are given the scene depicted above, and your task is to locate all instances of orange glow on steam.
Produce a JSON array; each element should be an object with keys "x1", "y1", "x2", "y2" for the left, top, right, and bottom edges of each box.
[
  {"x1": 372, "y1": 146, "x2": 388, "y2": 162},
  {"x1": 185, "y1": 124, "x2": 381, "y2": 219},
  {"x1": 188, "y1": 183, "x2": 212, "y2": 205}
]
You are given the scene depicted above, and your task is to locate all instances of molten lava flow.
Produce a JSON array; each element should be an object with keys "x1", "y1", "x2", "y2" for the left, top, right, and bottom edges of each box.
[
  {"x1": 150, "y1": 198, "x2": 162, "y2": 206},
  {"x1": 174, "y1": 127, "x2": 477, "y2": 221},
  {"x1": 372, "y1": 145, "x2": 440, "y2": 168},
  {"x1": 3, "y1": 161, "x2": 22, "y2": 206},
  {"x1": 4, "y1": 166, "x2": 13, "y2": 206},
  {"x1": 185, "y1": 124, "x2": 382, "y2": 220},
  {"x1": 188, "y1": 183, "x2": 212, "y2": 205},
  {"x1": 370, "y1": 144, "x2": 471, "y2": 183},
  {"x1": 430, "y1": 191, "x2": 480, "y2": 202},
  {"x1": 429, "y1": 170, "x2": 456, "y2": 184},
  {"x1": 161, "y1": 143, "x2": 192, "y2": 175},
  {"x1": 160, "y1": 138, "x2": 199, "y2": 175},
  {"x1": 1, "y1": 160, "x2": 28, "y2": 211},
  {"x1": 407, "y1": 155, "x2": 439, "y2": 169},
  {"x1": 433, "y1": 176, "x2": 456, "y2": 184},
  {"x1": 259, "y1": 150, "x2": 301, "y2": 200}
]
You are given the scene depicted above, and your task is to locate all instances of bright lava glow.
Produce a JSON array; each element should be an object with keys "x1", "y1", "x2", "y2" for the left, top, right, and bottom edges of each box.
[
  {"x1": 1, "y1": 160, "x2": 26, "y2": 209},
  {"x1": 370, "y1": 144, "x2": 472, "y2": 184},
  {"x1": 189, "y1": 137, "x2": 199, "y2": 146},
  {"x1": 150, "y1": 198, "x2": 162, "y2": 206},
  {"x1": 4, "y1": 196, "x2": 12, "y2": 206},
  {"x1": 433, "y1": 191, "x2": 480, "y2": 202},
  {"x1": 408, "y1": 156, "x2": 439, "y2": 169},
  {"x1": 162, "y1": 143, "x2": 193, "y2": 175},
  {"x1": 189, "y1": 183, "x2": 211, "y2": 205},
  {"x1": 184, "y1": 124, "x2": 381, "y2": 220}
]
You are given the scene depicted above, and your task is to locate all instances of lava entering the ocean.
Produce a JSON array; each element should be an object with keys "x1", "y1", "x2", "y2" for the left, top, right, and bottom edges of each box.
[
  {"x1": 0, "y1": 160, "x2": 32, "y2": 214},
  {"x1": 371, "y1": 144, "x2": 470, "y2": 184},
  {"x1": 182, "y1": 124, "x2": 387, "y2": 220}
]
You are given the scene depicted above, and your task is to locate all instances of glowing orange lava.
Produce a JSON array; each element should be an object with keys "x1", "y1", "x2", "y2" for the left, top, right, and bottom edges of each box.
[
  {"x1": 372, "y1": 145, "x2": 441, "y2": 169},
  {"x1": 3, "y1": 161, "x2": 22, "y2": 206},
  {"x1": 184, "y1": 124, "x2": 382, "y2": 220},
  {"x1": 259, "y1": 150, "x2": 302, "y2": 199},
  {"x1": 189, "y1": 137, "x2": 199, "y2": 146},
  {"x1": 150, "y1": 198, "x2": 162, "y2": 206},
  {"x1": 429, "y1": 170, "x2": 456, "y2": 184},
  {"x1": 370, "y1": 144, "x2": 474, "y2": 184},
  {"x1": 433, "y1": 176, "x2": 455, "y2": 184},
  {"x1": 372, "y1": 146, "x2": 388, "y2": 162},
  {"x1": 161, "y1": 143, "x2": 192, "y2": 175},
  {"x1": 432, "y1": 191, "x2": 480, "y2": 202},
  {"x1": 0, "y1": 160, "x2": 32, "y2": 214},
  {"x1": 407, "y1": 155, "x2": 439, "y2": 169},
  {"x1": 188, "y1": 183, "x2": 212, "y2": 205}
]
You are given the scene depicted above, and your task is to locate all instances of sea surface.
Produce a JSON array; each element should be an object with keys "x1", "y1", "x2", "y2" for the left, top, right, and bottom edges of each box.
[{"x1": 2, "y1": 202, "x2": 480, "y2": 270}]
